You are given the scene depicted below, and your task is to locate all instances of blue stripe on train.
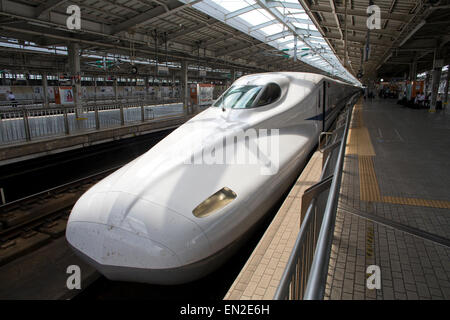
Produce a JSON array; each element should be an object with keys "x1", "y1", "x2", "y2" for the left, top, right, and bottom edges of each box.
[{"x1": 304, "y1": 107, "x2": 334, "y2": 121}]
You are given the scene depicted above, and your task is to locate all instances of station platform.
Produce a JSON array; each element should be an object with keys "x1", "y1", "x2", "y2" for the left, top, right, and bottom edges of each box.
[
  {"x1": 224, "y1": 151, "x2": 324, "y2": 299},
  {"x1": 226, "y1": 98, "x2": 450, "y2": 300},
  {"x1": 324, "y1": 98, "x2": 450, "y2": 300}
]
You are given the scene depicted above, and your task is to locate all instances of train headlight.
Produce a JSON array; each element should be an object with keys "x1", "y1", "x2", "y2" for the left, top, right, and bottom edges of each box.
[{"x1": 192, "y1": 187, "x2": 237, "y2": 218}]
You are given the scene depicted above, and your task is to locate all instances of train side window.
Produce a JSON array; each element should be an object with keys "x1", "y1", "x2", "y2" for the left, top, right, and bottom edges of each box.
[{"x1": 254, "y1": 83, "x2": 281, "y2": 107}]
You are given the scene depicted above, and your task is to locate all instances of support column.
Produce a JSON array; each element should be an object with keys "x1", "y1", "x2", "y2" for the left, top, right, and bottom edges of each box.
[
  {"x1": 145, "y1": 76, "x2": 149, "y2": 101},
  {"x1": 430, "y1": 49, "x2": 443, "y2": 112},
  {"x1": 181, "y1": 60, "x2": 189, "y2": 111},
  {"x1": 68, "y1": 42, "x2": 82, "y2": 117},
  {"x1": 42, "y1": 72, "x2": 49, "y2": 108},
  {"x1": 424, "y1": 71, "x2": 430, "y2": 97},
  {"x1": 171, "y1": 72, "x2": 176, "y2": 98},
  {"x1": 409, "y1": 58, "x2": 417, "y2": 81},
  {"x1": 93, "y1": 75, "x2": 97, "y2": 104},
  {"x1": 444, "y1": 68, "x2": 449, "y2": 108},
  {"x1": 231, "y1": 68, "x2": 236, "y2": 82},
  {"x1": 114, "y1": 77, "x2": 118, "y2": 102}
]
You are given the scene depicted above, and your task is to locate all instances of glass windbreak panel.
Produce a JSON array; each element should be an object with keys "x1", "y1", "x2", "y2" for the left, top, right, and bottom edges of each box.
[{"x1": 213, "y1": 85, "x2": 263, "y2": 109}]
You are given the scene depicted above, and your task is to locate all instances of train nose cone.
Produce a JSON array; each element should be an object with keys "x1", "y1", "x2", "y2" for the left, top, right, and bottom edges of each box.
[{"x1": 66, "y1": 191, "x2": 211, "y2": 284}]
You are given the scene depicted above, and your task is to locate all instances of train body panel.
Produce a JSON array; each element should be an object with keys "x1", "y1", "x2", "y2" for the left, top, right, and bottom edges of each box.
[{"x1": 66, "y1": 72, "x2": 359, "y2": 284}]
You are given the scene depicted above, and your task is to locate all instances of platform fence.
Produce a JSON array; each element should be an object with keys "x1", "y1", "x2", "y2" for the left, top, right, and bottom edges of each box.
[
  {"x1": 274, "y1": 93, "x2": 360, "y2": 300},
  {"x1": 0, "y1": 99, "x2": 192, "y2": 145}
]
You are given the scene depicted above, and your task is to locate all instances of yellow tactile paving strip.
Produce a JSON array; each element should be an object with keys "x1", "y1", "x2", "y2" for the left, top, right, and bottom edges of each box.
[
  {"x1": 382, "y1": 196, "x2": 450, "y2": 209},
  {"x1": 224, "y1": 151, "x2": 323, "y2": 300},
  {"x1": 358, "y1": 156, "x2": 381, "y2": 202},
  {"x1": 346, "y1": 127, "x2": 376, "y2": 156},
  {"x1": 345, "y1": 102, "x2": 375, "y2": 157},
  {"x1": 353, "y1": 98, "x2": 450, "y2": 209}
]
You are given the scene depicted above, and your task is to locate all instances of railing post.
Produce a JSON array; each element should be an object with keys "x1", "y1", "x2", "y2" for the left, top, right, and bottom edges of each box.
[
  {"x1": 140, "y1": 102, "x2": 145, "y2": 122},
  {"x1": 63, "y1": 106, "x2": 70, "y2": 135},
  {"x1": 95, "y1": 105, "x2": 100, "y2": 130},
  {"x1": 120, "y1": 104, "x2": 124, "y2": 125},
  {"x1": 22, "y1": 108, "x2": 31, "y2": 141}
]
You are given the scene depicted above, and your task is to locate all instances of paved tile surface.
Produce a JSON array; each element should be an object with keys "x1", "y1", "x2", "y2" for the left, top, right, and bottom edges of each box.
[
  {"x1": 224, "y1": 151, "x2": 323, "y2": 300},
  {"x1": 325, "y1": 98, "x2": 450, "y2": 300}
]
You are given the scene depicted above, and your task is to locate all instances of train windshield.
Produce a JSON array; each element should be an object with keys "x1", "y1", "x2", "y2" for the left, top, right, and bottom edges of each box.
[{"x1": 213, "y1": 85, "x2": 263, "y2": 109}]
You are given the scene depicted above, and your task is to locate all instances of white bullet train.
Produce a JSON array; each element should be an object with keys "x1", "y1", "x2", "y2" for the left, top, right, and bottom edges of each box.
[{"x1": 66, "y1": 72, "x2": 359, "y2": 284}]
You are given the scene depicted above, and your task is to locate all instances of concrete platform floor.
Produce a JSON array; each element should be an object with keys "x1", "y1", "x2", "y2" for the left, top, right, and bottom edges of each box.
[{"x1": 325, "y1": 98, "x2": 450, "y2": 300}]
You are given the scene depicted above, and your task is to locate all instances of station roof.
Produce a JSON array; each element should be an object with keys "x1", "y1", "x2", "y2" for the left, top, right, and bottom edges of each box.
[
  {"x1": 300, "y1": 0, "x2": 450, "y2": 81},
  {"x1": 0, "y1": 0, "x2": 356, "y2": 83},
  {"x1": 180, "y1": 0, "x2": 358, "y2": 83}
]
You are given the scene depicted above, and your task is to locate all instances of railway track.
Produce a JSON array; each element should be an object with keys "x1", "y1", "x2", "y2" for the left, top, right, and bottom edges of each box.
[{"x1": 0, "y1": 165, "x2": 122, "y2": 266}]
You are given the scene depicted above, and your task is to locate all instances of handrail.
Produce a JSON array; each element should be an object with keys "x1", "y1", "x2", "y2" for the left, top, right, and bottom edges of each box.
[
  {"x1": 274, "y1": 93, "x2": 359, "y2": 300},
  {"x1": 0, "y1": 98, "x2": 181, "y2": 111},
  {"x1": 303, "y1": 100, "x2": 353, "y2": 300}
]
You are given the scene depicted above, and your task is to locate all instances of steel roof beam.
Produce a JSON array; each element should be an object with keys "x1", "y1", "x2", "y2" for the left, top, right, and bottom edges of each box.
[
  {"x1": 309, "y1": 5, "x2": 411, "y2": 23},
  {"x1": 201, "y1": 29, "x2": 257, "y2": 48},
  {"x1": 250, "y1": 20, "x2": 277, "y2": 32},
  {"x1": 266, "y1": 28, "x2": 321, "y2": 42},
  {"x1": 35, "y1": 0, "x2": 67, "y2": 18},
  {"x1": 323, "y1": 23, "x2": 397, "y2": 37},
  {"x1": 167, "y1": 21, "x2": 219, "y2": 41},
  {"x1": 216, "y1": 42, "x2": 265, "y2": 57},
  {"x1": 250, "y1": 17, "x2": 312, "y2": 32},
  {"x1": 329, "y1": 0, "x2": 343, "y2": 40},
  {"x1": 266, "y1": 1, "x2": 304, "y2": 11},
  {"x1": 326, "y1": 33, "x2": 392, "y2": 46},
  {"x1": 225, "y1": 5, "x2": 259, "y2": 20},
  {"x1": 112, "y1": 0, "x2": 202, "y2": 34},
  {"x1": 71, "y1": 1, "x2": 126, "y2": 21},
  {"x1": 100, "y1": 0, "x2": 142, "y2": 14},
  {"x1": 255, "y1": 0, "x2": 337, "y2": 71},
  {"x1": 297, "y1": 0, "x2": 349, "y2": 73},
  {"x1": 1, "y1": 0, "x2": 114, "y2": 34}
]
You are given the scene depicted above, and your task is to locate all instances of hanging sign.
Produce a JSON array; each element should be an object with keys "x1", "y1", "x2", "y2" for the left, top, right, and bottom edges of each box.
[{"x1": 158, "y1": 66, "x2": 169, "y2": 75}]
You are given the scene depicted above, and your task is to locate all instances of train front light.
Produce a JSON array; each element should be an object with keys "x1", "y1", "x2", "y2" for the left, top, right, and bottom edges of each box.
[{"x1": 192, "y1": 187, "x2": 237, "y2": 218}]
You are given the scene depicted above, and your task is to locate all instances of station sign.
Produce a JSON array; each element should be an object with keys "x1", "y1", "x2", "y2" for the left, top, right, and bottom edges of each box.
[{"x1": 158, "y1": 66, "x2": 169, "y2": 75}]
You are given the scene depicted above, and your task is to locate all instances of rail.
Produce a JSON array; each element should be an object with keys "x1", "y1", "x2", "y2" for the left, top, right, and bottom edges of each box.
[
  {"x1": 0, "y1": 99, "x2": 208, "y2": 145},
  {"x1": 274, "y1": 93, "x2": 360, "y2": 300},
  {"x1": 0, "y1": 165, "x2": 122, "y2": 241}
]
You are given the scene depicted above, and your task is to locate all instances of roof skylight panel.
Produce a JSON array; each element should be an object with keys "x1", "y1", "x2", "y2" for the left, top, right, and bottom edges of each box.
[
  {"x1": 260, "y1": 23, "x2": 285, "y2": 36},
  {"x1": 238, "y1": 9, "x2": 272, "y2": 26},
  {"x1": 211, "y1": 0, "x2": 256, "y2": 12}
]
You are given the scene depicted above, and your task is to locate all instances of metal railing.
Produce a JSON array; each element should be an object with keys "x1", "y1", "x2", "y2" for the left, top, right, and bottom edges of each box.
[
  {"x1": 0, "y1": 99, "x2": 190, "y2": 145},
  {"x1": 0, "y1": 97, "x2": 180, "y2": 110},
  {"x1": 274, "y1": 93, "x2": 360, "y2": 300}
]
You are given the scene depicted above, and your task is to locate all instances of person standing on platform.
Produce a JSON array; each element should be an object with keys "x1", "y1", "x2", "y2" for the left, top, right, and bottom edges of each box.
[
  {"x1": 7, "y1": 91, "x2": 17, "y2": 107},
  {"x1": 436, "y1": 94, "x2": 442, "y2": 110},
  {"x1": 418, "y1": 93, "x2": 425, "y2": 107}
]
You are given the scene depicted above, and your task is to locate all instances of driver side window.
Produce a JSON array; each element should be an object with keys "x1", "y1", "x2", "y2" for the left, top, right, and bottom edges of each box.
[{"x1": 255, "y1": 83, "x2": 281, "y2": 107}]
